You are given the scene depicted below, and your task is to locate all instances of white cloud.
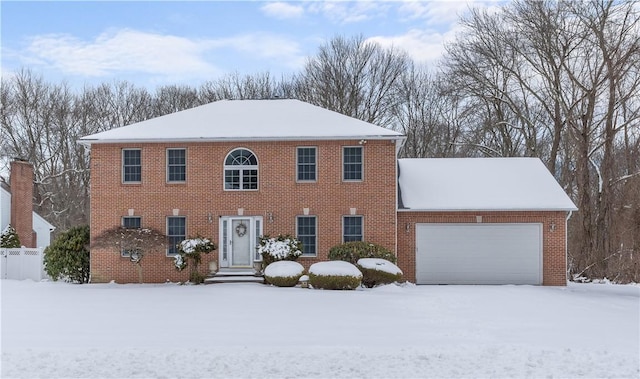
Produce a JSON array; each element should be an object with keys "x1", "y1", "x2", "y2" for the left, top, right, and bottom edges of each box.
[
  {"x1": 207, "y1": 33, "x2": 305, "y2": 69},
  {"x1": 398, "y1": 0, "x2": 503, "y2": 25},
  {"x1": 366, "y1": 27, "x2": 462, "y2": 65},
  {"x1": 17, "y1": 28, "x2": 305, "y2": 80},
  {"x1": 308, "y1": 1, "x2": 390, "y2": 24},
  {"x1": 260, "y1": 2, "x2": 304, "y2": 20},
  {"x1": 24, "y1": 29, "x2": 221, "y2": 78}
]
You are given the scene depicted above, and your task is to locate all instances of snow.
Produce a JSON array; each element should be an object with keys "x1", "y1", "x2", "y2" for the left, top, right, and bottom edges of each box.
[
  {"x1": 264, "y1": 261, "x2": 304, "y2": 278},
  {"x1": 1, "y1": 280, "x2": 638, "y2": 378},
  {"x1": 398, "y1": 158, "x2": 578, "y2": 211},
  {"x1": 309, "y1": 261, "x2": 363, "y2": 277},
  {"x1": 79, "y1": 99, "x2": 403, "y2": 144},
  {"x1": 357, "y1": 258, "x2": 403, "y2": 275}
]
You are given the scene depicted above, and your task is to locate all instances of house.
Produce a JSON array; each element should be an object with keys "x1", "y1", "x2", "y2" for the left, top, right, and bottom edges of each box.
[
  {"x1": 79, "y1": 99, "x2": 576, "y2": 285},
  {"x1": 1, "y1": 160, "x2": 55, "y2": 248}
]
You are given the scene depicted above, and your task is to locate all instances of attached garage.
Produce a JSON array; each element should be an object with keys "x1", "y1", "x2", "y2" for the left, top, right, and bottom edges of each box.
[
  {"x1": 396, "y1": 158, "x2": 577, "y2": 286},
  {"x1": 415, "y1": 223, "x2": 542, "y2": 285}
]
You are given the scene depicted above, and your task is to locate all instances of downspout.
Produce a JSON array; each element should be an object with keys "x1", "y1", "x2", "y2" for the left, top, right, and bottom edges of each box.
[
  {"x1": 394, "y1": 137, "x2": 407, "y2": 261},
  {"x1": 565, "y1": 210, "x2": 573, "y2": 283}
]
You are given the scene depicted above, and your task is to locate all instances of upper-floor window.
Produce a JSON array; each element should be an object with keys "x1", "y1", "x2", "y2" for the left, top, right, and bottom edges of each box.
[
  {"x1": 122, "y1": 149, "x2": 141, "y2": 183},
  {"x1": 343, "y1": 146, "x2": 363, "y2": 181},
  {"x1": 224, "y1": 148, "x2": 258, "y2": 190},
  {"x1": 121, "y1": 216, "x2": 141, "y2": 257},
  {"x1": 167, "y1": 216, "x2": 186, "y2": 256},
  {"x1": 297, "y1": 147, "x2": 317, "y2": 182},
  {"x1": 167, "y1": 148, "x2": 186, "y2": 183},
  {"x1": 297, "y1": 216, "x2": 317, "y2": 256},
  {"x1": 343, "y1": 215, "x2": 363, "y2": 242}
]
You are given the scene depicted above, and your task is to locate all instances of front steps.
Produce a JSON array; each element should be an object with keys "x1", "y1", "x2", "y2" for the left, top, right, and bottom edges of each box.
[{"x1": 204, "y1": 270, "x2": 264, "y2": 284}]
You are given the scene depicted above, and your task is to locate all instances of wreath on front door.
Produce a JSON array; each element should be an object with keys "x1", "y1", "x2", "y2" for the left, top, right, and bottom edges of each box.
[{"x1": 235, "y1": 222, "x2": 247, "y2": 237}]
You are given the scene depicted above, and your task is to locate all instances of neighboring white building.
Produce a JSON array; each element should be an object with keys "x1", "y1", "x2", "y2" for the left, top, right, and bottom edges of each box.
[{"x1": 1, "y1": 184, "x2": 55, "y2": 249}]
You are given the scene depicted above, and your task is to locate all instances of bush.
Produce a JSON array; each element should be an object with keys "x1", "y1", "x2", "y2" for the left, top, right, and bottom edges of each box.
[
  {"x1": 43, "y1": 225, "x2": 90, "y2": 283},
  {"x1": 308, "y1": 261, "x2": 362, "y2": 290},
  {"x1": 175, "y1": 236, "x2": 217, "y2": 284},
  {"x1": 264, "y1": 261, "x2": 304, "y2": 287},
  {"x1": 0, "y1": 225, "x2": 21, "y2": 248},
  {"x1": 356, "y1": 258, "x2": 403, "y2": 288},
  {"x1": 328, "y1": 241, "x2": 396, "y2": 264},
  {"x1": 258, "y1": 234, "x2": 303, "y2": 267}
]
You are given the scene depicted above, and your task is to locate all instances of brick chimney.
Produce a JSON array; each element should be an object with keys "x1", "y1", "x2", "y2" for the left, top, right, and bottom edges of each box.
[{"x1": 10, "y1": 160, "x2": 34, "y2": 248}]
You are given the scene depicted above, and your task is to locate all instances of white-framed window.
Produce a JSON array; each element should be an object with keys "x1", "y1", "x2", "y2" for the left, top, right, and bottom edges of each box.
[
  {"x1": 167, "y1": 148, "x2": 186, "y2": 183},
  {"x1": 296, "y1": 216, "x2": 317, "y2": 257},
  {"x1": 167, "y1": 216, "x2": 186, "y2": 256},
  {"x1": 121, "y1": 216, "x2": 141, "y2": 257},
  {"x1": 224, "y1": 148, "x2": 258, "y2": 190},
  {"x1": 296, "y1": 147, "x2": 317, "y2": 182},
  {"x1": 343, "y1": 146, "x2": 363, "y2": 181},
  {"x1": 343, "y1": 216, "x2": 363, "y2": 242},
  {"x1": 122, "y1": 149, "x2": 141, "y2": 183}
]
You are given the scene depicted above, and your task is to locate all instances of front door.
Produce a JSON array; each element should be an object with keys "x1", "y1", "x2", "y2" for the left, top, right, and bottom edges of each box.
[
  {"x1": 219, "y1": 216, "x2": 263, "y2": 268},
  {"x1": 231, "y1": 218, "x2": 251, "y2": 267}
]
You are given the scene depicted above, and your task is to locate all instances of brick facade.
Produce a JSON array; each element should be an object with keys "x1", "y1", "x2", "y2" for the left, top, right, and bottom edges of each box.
[
  {"x1": 89, "y1": 139, "x2": 399, "y2": 283},
  {"x1": 396, "y1": 211, "x2": 568, "y2": 286},
  {"x1": 10, "y1": 160, "x2": 35, "y2": 248}
]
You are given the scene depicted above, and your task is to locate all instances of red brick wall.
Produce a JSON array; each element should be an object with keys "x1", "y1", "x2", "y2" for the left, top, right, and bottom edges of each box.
[
  {"x1": 89, "y1": 140, "x2": 399, "y2": 283},
  {"x1": 397, "y1": 211, "x2": 568, "y2": 286},
  {"x1": 10, "y1": 160, "x2": 34, "y2": 248}
]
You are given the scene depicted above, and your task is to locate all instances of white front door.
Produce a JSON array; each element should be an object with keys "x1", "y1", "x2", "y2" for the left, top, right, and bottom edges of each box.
[
  {"x1": 219, "y1": 216, "x2": 263, "y2": 268},
  {"x1": 231, "y1": 219, "x2": 251, "y2": 266}
]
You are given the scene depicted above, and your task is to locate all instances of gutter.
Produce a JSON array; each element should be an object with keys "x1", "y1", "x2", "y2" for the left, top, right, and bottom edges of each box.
[{"x1": 77, "y1": 135, "x2": 406, "y2": 147}]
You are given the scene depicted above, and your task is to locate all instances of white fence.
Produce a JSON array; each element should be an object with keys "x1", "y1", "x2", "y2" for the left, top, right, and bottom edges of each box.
[{"x1": 0, "y1": 247, "x2": 47, "y2": 281}]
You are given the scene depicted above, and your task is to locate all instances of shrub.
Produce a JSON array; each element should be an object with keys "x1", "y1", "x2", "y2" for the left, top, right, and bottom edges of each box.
[
  {"x1": 308, "y1": 261, "x2": 362, "y2": 290},
  {"x1": 264, "y1": 261, "x2": 304, "y2": 287},
  {"x1": 174, "y1": 236, "x2": 217, "y2": 284},
  {"x1": 189, "y1": 271, "x2": 206, "y2": 285},
  {"x1": 0, "y1": 225, "x2": 21, "y2": 248},
  {"x1": 356, "y1": 258, "x2": 403, "y2": 288},
  {"x1": 328, "y1": 241, "x2": 396, "y2": 264},
  {"x1": 258, "y1": 234, "x2": 303, "y2": 267},
  {"x1": 43, "y1": 225, "x2": 90, "y2": 283}
]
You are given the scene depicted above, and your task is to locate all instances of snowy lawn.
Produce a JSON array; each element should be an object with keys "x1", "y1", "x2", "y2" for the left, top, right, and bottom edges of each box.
[{"x1": 1, "y1": 280, "x2": 638, "y2": 378}]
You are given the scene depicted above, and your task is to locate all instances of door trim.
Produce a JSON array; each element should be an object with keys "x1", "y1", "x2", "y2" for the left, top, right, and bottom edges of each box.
[{"x1": 219, "y1": 216, "x2": 263, "y2": 268}]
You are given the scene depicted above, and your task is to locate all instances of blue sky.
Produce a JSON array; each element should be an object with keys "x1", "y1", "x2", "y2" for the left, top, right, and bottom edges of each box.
[{"x1": 1, "y1": 1, "x2": 501, "y2": 89}]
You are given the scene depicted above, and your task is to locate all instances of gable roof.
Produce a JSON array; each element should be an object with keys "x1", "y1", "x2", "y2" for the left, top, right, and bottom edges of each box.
[
  {"x1": 398, "y1": 158, "x2": 577, "y2": 211},
  {"x1": 79, "y1": 99, "x2": 403, "y2": 145},
  {"x1": 0, "y1": 186, "x2": 55, "y2": 231}
]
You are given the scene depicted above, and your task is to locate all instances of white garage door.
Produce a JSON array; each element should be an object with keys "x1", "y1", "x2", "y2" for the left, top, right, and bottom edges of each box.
[{"x1": 416, "y1": 223, "x2": 542, "y2": 285}]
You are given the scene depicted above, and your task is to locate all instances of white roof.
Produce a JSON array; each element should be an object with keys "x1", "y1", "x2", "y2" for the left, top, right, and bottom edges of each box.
[
  {"x1": 79, "y1": 99, "x2": 403, "y2": 144},
  {"x1": 398, "y1": 158, "x2": 577, "y2": 211}
]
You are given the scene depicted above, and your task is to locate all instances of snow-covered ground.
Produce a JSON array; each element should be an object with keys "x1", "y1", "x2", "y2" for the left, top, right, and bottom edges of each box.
[{"x1": 1, "y1": 280, "x2": 638, "y2": 378}]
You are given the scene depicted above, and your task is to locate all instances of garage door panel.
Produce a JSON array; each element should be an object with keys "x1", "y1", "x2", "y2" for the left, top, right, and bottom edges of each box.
[{"x1": 416, "y1": 223, "x2": 542, "y2": 285}]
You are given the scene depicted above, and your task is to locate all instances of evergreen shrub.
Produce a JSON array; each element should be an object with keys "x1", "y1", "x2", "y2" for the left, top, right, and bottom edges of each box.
[
  {"x1": 43, "y1": 225, "x2": 90, "y2": 283},
  {"x1": 328, "y1": 241, "x2": 396, "y2": 264}
]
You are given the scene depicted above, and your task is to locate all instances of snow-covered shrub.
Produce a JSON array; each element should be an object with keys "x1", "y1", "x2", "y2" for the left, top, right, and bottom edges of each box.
[
  {"x1": 264, "y1": 261, "x2": 305, "y2": 287},
  {"x1": 258, "y1": 234, "x2": 303, "y2": 267},
  {"x1": 175, "y1": 236, "x2": 217, "y2": 284},
  {"x1": 328, "y1": 241, "x2": 396, "y2": 264},
  {"x1": 43, "y1": 225, "x2": 90, "y2": 283},
  {"x1": 308, "y1": 261, "x2": 362, "y2": 290},
  {"x1": 357, "y1": 258, "x2": 403, "y2": 288},
  {"x1": 0, "y1": 225, "x2": 21, "y2": 248}
]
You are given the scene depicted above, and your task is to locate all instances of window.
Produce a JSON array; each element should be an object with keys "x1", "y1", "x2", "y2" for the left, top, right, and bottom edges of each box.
[
  {"x1": 297, "y1": 216, "x2": 317, "y2": 256},
  {"x1": 167, "y1": 148, "x2": 186, "y2": 182},
  {"x1": 224, "y1": 149, "x2": 258, "y2": 190},
  {"x1": 121, "y1": 216, "x2": 141, "y2": 257},
  {"x1": 122, "y1": 149, "x2": 141, "y2": 183},
  {"x1": 297, "y1": 147, "x2": 317, "y2": 182},
  {"x1": 343, "y1": 216, "x2": 363, "y2": 242},
  {"x1": 167, "y1": 217, "x2": 186, "y2": 256},
  {"x1": 343, "y1": 146, "x2": 363, "y2": 181}
]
